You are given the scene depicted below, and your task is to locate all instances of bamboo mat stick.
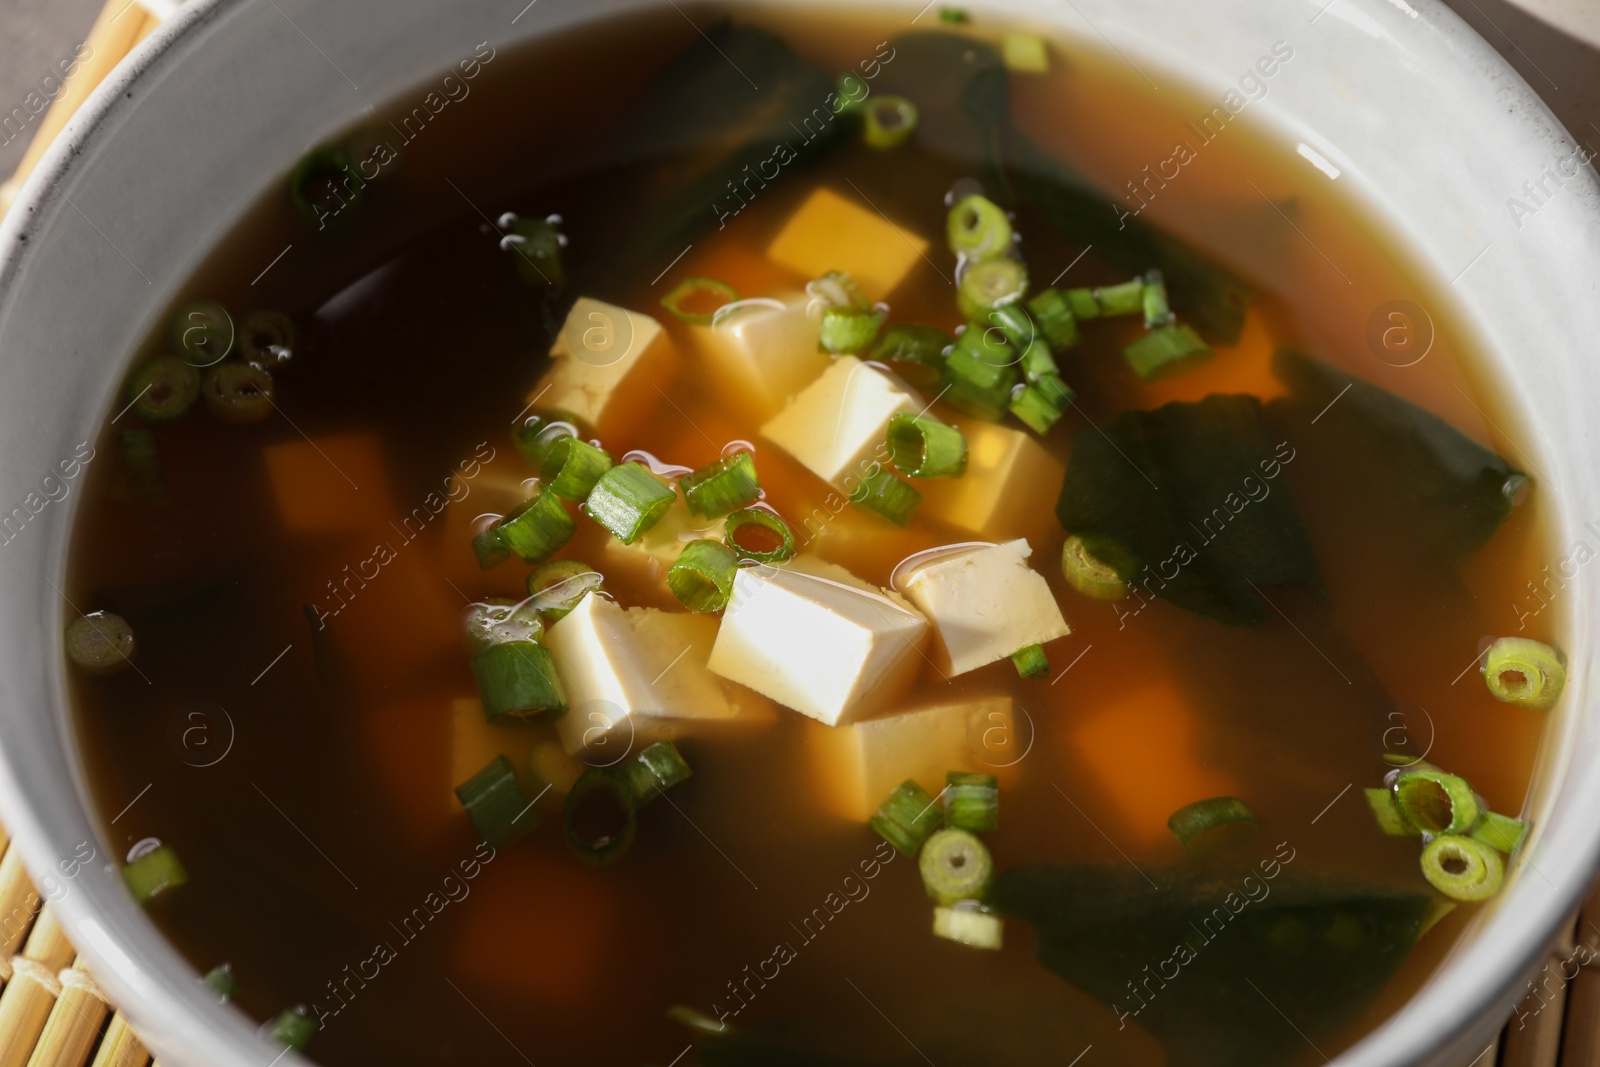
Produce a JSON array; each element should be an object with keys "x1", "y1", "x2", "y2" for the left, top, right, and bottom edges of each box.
[
  {"x1": 0, "y1": 959, "x2": 62, "y2": 1067},
  {"x1": 86, "y1": 1013, "x2": 148, "y2": 1067},
  {"x1": 26, "y1": 960, "x2": 107, "y2": 1067},
  {"x1": 0, "y1": 852, "x2": 41, "y2": 962}
]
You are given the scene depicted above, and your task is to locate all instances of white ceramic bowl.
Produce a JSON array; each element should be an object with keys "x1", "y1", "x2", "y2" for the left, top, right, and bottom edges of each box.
[{"x1": 1, "y1": 1, "x2": 1597, "y2": 1064}]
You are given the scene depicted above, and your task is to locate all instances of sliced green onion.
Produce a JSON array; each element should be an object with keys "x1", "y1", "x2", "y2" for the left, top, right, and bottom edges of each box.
[
  {"x1": 288, "y1": 146, "x2": 358, "y2": 223},
  {"x1": 503, "y1": 215, "x2": 565, "y2": 287},
  {"x1": 944, "y1": 772, "x2": 999, "y2": 832},
  {"x1": 661, "y1": 277, "x2": 737, "y2": 325},
  {"x1": 623, "y1": 741, "x2": 694, "y2": 805},
  {"x1": 526, "y1": 560, "x2": 604, "y2": 621},
  {"x1": 1065, "y1": 278, "x2": 1143, "y2": 319},
  {"x1": 1420, "y1": 834, "x2": 1505, "y2": 901},
  {"x1": 819, "y1": 306, "x2": 886, "y2": 355},
  {"x1": 871, "y1": 323, "x2": 952, "y2": 369},
  {"x1": 564, "y1": 769, "x2": 638, "y2": 867},
  {"x1": 724, "y1": 508, "x2": 796, "y2": 562},
  {"x1": 1033, "y1": 373, "x2": 1075, "y2": 410},
  {"x1": 1382, "y1": 753, "x2": 1440, "y2": 771},
  {"x1": 667, "y1": 539, "x2": 738, "y2": 612},
  {"x1": 1010, "y1": 643, "x2": 1050, "y2": 679},
  {"x1": 946, "y1": 194, "x2": 1012, "y2": 262},
  {"x1": 471, "y1": 640, "x2": 568, "y2": 723},
  {"x1": 171, "y1": 301, "x2": 234, "y2": 367},
  {"x1": 1394, "y1": 769, "x2": 1481, "y2": 836},
  {"x1": 238, "y1": 310, "x2": 296, "y2": 366},
  {"x1": 472, "y1": 526, "x2": 511, "y2": 570},
  {"x1": 540, "y1": 435, "x2": 615, "y2": 501},
  {"x1": 266, "y1": 1007, "x2": 315, "y2": 1052},
  {"x1": 201, "y1": 361, "x2": 275, "y2": 423},
  {"x1": 681, "y1": 450, "x2": 761, "y2": 517},
  {"x1": 1483, "y1": 637, "x2": 1565, "y2": 710},
  {"x1": 1167, "y1": 796, "x2": 1259, "y2": 850},
  {"x1": 121, "y1": 427, "x2": 163, "y2": 501},
  {"x1": 1471, "y1": 811, "x2": 1528, "y2": 854},
  {"x1": 1061, "y1": 536, "x2": 1127, "y2": 600},
  {"x1": 886, "y1": 413, "x2": 968, "y2": 478},
  {"x1": 464, "y1": 598, "x2": 544, "y2": 656},
  {"x1": 513, "y1": 412, "x2": 580, "y2": 470},
  {"x1": 863, "y1": 95, "x2": 918, "y2": 149},
  {"x1": 585, "y1": 462, "x2": 676, "y2": 544},
  {"x1": 65, "y1": 612, "x2": 137, "y2": 675},
  {"x1": 201, "y1": 964, "x2": 238, "y2": 1001},
  {"x1": 1018, "y1": 337, "x2": 1057, "y2": 383},
  {"x1": 834, "y1": 73, "x2": 868, "y2": 116},
  {"x1": 933, "y1": 901, "x2": 1003, "y2": 949},
  {"x1": 1124, "y1": 323, "x2": 1214, "y2": 381},
  {"x1": 940, "y1": 5, "x2": 969, "y2": 22},
  {"x1": 1142, "y1": 269, "x2": 1173, "y2": 328},
  {"x1": 1027, "y1": 289, "x2": 1080, "y2": 350},
  {"x1": 987, "y1": 304, "x2": 1036, "y2": 349},
  {"x1": 1364, "y1": 787, "x2": 1418, "y2": 836},
  {"x1": 942, "y1": 327, "x2": 1020, "y2": 421},
  {"x1": 958, "y1": 258, "x2": 1028, "y2": 318},
  {"x1": 123, "y1": 845, "x2": 186, "y2": 904},
  {"x1": 455, "y1": 754, "x2": 538, "y2": 849},
  {"x1": 870, "y1": 779, "x2": 943, "y2": 856},
  {"x1": 809, "y1": 270, "x2": 868, "y2": 310},
  {"x1": 1009, "y1": 383, "x2": 1066, "y2": 434},
  {"x1": 919, "y1": 828, "x2": 994, "y2": 904},
  {"x1": 496, "y1": 489, "x2": 576, "y2": 563},
  {"x1": 127, "y1": 357, "x2": 200, "y2": 425},
  {"x1": 849, "y1": 468, "x2": 921, "y2": 526}
]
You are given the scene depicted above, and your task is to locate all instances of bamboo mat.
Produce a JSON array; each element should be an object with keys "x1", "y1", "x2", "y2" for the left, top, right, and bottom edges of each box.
[{"x1": 1, "y1": 0, "x2": 1598, "y2": 1064}]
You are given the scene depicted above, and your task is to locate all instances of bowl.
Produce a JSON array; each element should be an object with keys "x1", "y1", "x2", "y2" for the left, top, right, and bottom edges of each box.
[{"x1": 0, "y1": 0, "x2": 1597, "y2": 1064}]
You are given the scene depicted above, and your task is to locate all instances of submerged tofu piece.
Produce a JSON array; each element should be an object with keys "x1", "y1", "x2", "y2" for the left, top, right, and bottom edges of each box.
[
  {"x1": 689, "y1": 291, "x2": 830, "y2": 422},
  {"x1": 708, "y1": 556, "x2": 929, "y2": 725},
  {"x1": 809, "y1": 695, "x2": 1016, "y2": 822},
  {"x1": 529, "y1": 298, "x2": 679, "y2": 442},
  {"x1": 917, "y1": 416, "x2": 1064, "y2": 543},
  {"x1": 767, "y1": 187, "x2": 928, "y2": 302},
  {"x1": 265, "y1": 433, "x2": 394, "y2": 533},
  {"x1": 900, "y1": 540, "x2": 1070, "y2": 676},
  {"x1": 762, "y1": 356, "x2": 919, "y2": 488}
]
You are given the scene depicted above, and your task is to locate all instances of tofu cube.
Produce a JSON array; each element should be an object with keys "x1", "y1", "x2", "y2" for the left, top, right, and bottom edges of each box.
[
  {"x1": 808, "y1": 695, "x2": 1016, "y2": 822},
  {"x1": 917, "y1": 415, "x2": 1065, "y2": 543},
  {"x1": 530, "y1": 298, "x2": 679, "y2": 442},
  {"x1": 707, "y1": 556, "x2": 929, "y2": 725},
  {"x1": 900, "y1": 540, "x2": 1070, "y2": 676},
  {"x1": 767, "y1": 187, "x2": 929, "y2": 301},
  {"x1": 688, "y1": 291, "x2": 830, "y2": 421},
  {"x1": 762, "y1": 356, "x2": 919, "y2": 488},
  {"x1": 265, "y1": 433, "x2": 393, "y2": 533}
]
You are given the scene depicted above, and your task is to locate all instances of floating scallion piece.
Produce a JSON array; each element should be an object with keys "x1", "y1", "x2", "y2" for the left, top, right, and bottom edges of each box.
[
  {"x1": 1066, "y1": 278, "x2": 1143, "y2": 319},
  {"x1": 471, "y1": 640, "x2": 567, "y2": 723},
  {"x1": 988, "y1": 304, "x2": 1035, "y2": 349},
  {"x1": 266, "y1": 1007, "x2": 316, "y2": 1052},
  {"x1": 809, "y1": 270, "x2": 868, "y2": 310},
  {"x1": 1364, "y1": 788, "x2": 1418, "y2": 836},
  {"x1": 464, "y1": 598, "x2": 544, "y2": 655},
  {"x1": 1142, "y1": 269, "x2": 1173, "y2": 328},
  {"x1": 1471, "y1": 811, "x2": 1527, "y2": 854},
  {"x1": 513, "y1": 412, "x2": 580, "y2": 470},
  {"x1": 623, "y1": 741, "x2": 694, "y2": 805},
  {"x1": 819, "y1": 306, "x2": 886, "y2": 355},
  {"x1": 288, "y1": 146, "x2": 357, "y2": 224},
  {"x1": 502, "y1": 215, "x2": 565, "y2": 287},
  {"x1": 455, "y1": 754, "x2": 538, "y2": 849},
  {"x1": 725, "y1": 508, "x2": 796, "y2": 562},
  {"x1": 940, "y1": 5, "x2": 969, "y2": 22},
  {"x1": 1010, "y1": 643, "x2": 1049, "y2": 679},
  {"x1": 1483, "y1": 637, "x2": 1565, "y2": 710},
  {"x1": 1167, "y1": 796, "x2": 1259, "y2": 850},
  {"x1": 849, "y1": 468, "x2": 921, "y2": 526},
  {"x1": 1420, "y1": 834, "x2": 1504, "y2": 901},
  {"x1": 944, "y1": 772, "x2": 999, "y2": 832},
  {"x1": 834, "y1": 73, "x2": 868, "y2": 116},
  {"x1": 541, "y1": 435, "x2": 615, "y2": 501},
  {"x1": 1060, "y1": 536, "x2": 1127, "y2": 600},
  {"x1": 127, "y1": 357, "x2": 200, "y2": 425},
  {"x1": 870, "y1": 779, "x2": 943, "y2": 856},
  {"x1": 682, "y1": 450, "x2": 761, "y2": 517},
  {"x1": 526, "y1": 560, "x2": 604, "y2": 620},
  {"x1": 1027, "y1": 288, "x2": 1079, "y2": 350},
  {"x1": 65, "y1": 612, "x2": 137, "y2": 675},
  {"x1": 863, "y1": 95, "x2": 918, "y2": 149},
  {"x1": 1018, "y1": 336, "x2": 1058, "y2": 382},
  {"x1": 933, "y1": 901, "x2": 1003, "y2": 949},
  {"x1": 201, "y1": 964, "x2": 238, "y2": 1002},
  {"x1": 1394, "y1": 769, "x2": 1480, "y2": 836},
  {"x1": 1010, "y1": 383, "x2": 1066, "y2": 434},
  {"x1": 942, "y1": 327, "x2": 1020, "y2": 420},
  {"x1": 123, "y1": 845, "x2": 186, "y2": 904},
  {"x1": 238, "y1": 310, "x2": 296, "y2": 366},
  {"x1": 661, "y1": 276, "x2": 737, "y2": 325},
  {"x1": 171, "y1": 300, "x2": 234, "y2": 367},
  {"x1": 920, "y1": 828, "x2": 994, "y2": 904},
  {"x1": 201, "y1": 361, "x2": 275, "y2": 423},
  {"x1": 886, "y1": 413, "x2": 968, "y2": 478},
  {"x1": 947, "y1": 194, "x2": 1012, "y2": 261},
  {"x1": 1124, "y1": 322, "x2": 1214, "y2": 381},
  {"x1": 564, "y1": 769, "x2": 638, "y2": 867},
  {"x1": 958, "y1": 258, "x2": 1029, "y2": 318},
  {"x1": 472, "y1": 526, "x2": 511, "y2": 570},
  {"x1": 497, "y1": 489, "x2": 576, "y2": 563},
  {"x1": 871, "y1": 323, "x2": 952, "y2": 371},
  {"x1": 586, "y1": 462, "x2": 676, "y2": 544},
  {"x1": 668, "y1": 539, "x2": 739, "y2": 612}
]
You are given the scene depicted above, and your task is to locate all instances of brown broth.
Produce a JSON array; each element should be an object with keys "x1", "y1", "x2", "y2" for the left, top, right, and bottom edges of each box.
[{"x1": 65, "y1": 6, "x2": 1555, "y2": 1066}]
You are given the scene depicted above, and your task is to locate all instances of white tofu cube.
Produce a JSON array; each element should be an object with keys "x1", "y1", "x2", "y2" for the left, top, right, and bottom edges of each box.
[
  {"x1": 688, "y1": 292, "x2": 830, "y2": 422},
  {"x1": 900, "y1": 540, "x2": 1070, "y2": 676},
  {"x1": 762, "y1": 356, "x2": 919, "y2": 488},
  {"x1": 707, "y1": 556, "x2": 929, "y2": 725},
  {"x1": 530, "y1": 298, "x2": 678, "y2": 441},
  {"x1": 767, "y1": 187, "x2": 929, "y2": 302},
  {"x1": 808, "y1": 695, "x2": 1016, "y2": 822},
  {"x1": 917, "y1": 415, "x2": 1065, "y2": 543}
]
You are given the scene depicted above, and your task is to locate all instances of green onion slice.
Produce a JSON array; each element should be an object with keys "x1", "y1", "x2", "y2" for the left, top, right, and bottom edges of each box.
[
  {"x1": 942, "y1": 327, "x2": 1020, "y2": 421},
  {"x1": 1124, "y1": 323, "x2": 1214, "y2": 382},
  {"x1": 834, "y1": 73, "x2": 868, "y2": 115},
  {"x1": 987, "y1": 304, "x2": 1036, "y2": 349},
  {"x1": 471, "y1": 640, "x2": 568, "y2": 723},
  {"x1": 123, "y1": 845, "x2": 187, "y2": 904},
  {"x1": 1010, "y1": 643, "x2": 1050, "y2": 679},
  {"x1": 502, "y1": 214, "x2": 565, "y2": 287},
  {"x1": 1167, "y1": 796, "x2": 1259, "y2": 850},
  {"x1": 871, "y1": 323, "x2": 952, "y2": 369},
  {"x1": 127, "y1": 357, "x2": 201, "y2": 425},
  {"x1": 667, "y1": 539, "x2": 739, "y2": 612},
  {"x1": 1019, "y1": 336, "x2": 1059, "y2": 382},
  {"x1": 940, "y1": 5, "x2": 969, "y2": 22},
  {"x1": 808, "y1": 270, "x2": 868, "y2": 311},
  {"x1": 623, "y1": 741, "x2": 694, "y2": 805},
  {"x1": 1394, "y1": 769, "x2": 1480, "y2": 836},
  {"x1": 919, "y1": 828, "x2": 994, "y2": 904},
  {"x1": 1142, "y1": 269, "x2": 1173, "y2": 328},
  {"x1": 1009, "y1": 383, "x2": 1066, "y2": 435},
  {"x1": 870, "y1": 779, "x2": 943, "y2": 856},
  {"x1": 1060, "y1": 536, "x2": 1128, "y2": 600},
  {"x1": 497, "y1": 489, "x2": 576, "y2": 563},
  {"x1": 288, "y1": 145, "x2": 358, "y2": 224},
  {"x1": 1078, "y1": 278, "x2": 1144, "y2": 318},
  {"x1": 946, "y1": 194, "x2": 1013, "y2": 262},
  {"x1": 1364, "y1": 787, "x2": 1418, "y2": 836},
  {"x1": 513, "y1": 412, "x2": 582, "y2": 470},
  {"x1": 266, "y1": 1007, "x2": 316, "y2": 1052},
  {"x1": 849, "y1": 468, "x2": 921, "y2": 526},
  {"x1": 201, "y1": 964, "x2": 238, "y2": 1002},
  {"x1": 455, "y1": 754, "x2": 538, "y2": 849},
  {"x1": 724, "y1": 508, "x2": 796, "y2": 562},
  {"x1": 585, "y1": 462, "x2": 676, "y2": 544},
  {"x1": 65, "y1": 612, "x2": 137, "y2": 675},
  {"x1": 540, "y1": 435, "x2": 615, "y2": 501},
  {"x1": 1483, "y1": 637, "x2": 1565, "y2": 710},
  {"x1": 464, "y1": 598, "x2": 545, "y2": 655},
  {"x1": 1027, "y1": 288, "x2": 1080, "y2": 350},
  {"x1": 171, "y1": 300, "x2": 234, "y2": 367},
  {"x1": 1470, "y1": 811, "x2": 1527, "y2": 854},
  {"x1": 886, "y1": 413, "x2": 968, "y2": 479},
  {"x1": 681, "y1": 450, "x2": 761, "y2": 517},
  {"x1": 820, "y1": 306, "x2": 886, "y2": 355},
  {"x1": 527, "y1": 560, "x2": 604, "y2": 621},
  {"x1": 238, "y1": 310, "x2": 296, "y2": 367},
  {"x1": 471, "y1": 525, "x2": 511, "y2": 571},
  {"x1": 863, "y1": 95, "x2": 918, "y2": 149},
  {"x1": 201, "y1": 361, "x2": 275, "y2": 423},
  {"x1": 944, "y1": 771, "x2": 999, "y2": 832},
  {"x1": 661, "y1": 277, "x2": 737, "y2": 325},
  {"x1": 933, "y1": 901, "x2": 1003, "y2": 950},
  {"x1": 564, "y1": 769, "x2": 638, "y2": 867},
  {"x1": 958, "y1": 258, "x2": 1029, "y2": 319},
  {"x1": 1419, "y1": 834, "x2": 1505, "y2": 902}
]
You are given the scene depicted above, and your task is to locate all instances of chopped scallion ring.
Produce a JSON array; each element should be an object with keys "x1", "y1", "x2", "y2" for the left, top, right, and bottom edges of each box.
[
  {"x1": 870, "y1": 779, "x2": 943, "y2": 856},
  {"x1": 496, "y1": 489, "x2": 577, "y2": 563},
  {"x1": 1124, "y1": 323, "x2": 1213, "y2": 381},
  {"x1": 1419, "y1": 834, "x2": 1504, "y2": 902},
  {"x1": 819, "y1": 306, "x2": 886, "y2": 354},
  {"x1": 944, "y1": 772, "x2": 999, "y2": 832},
  {"x1": 201, "y1": 361, "x2": 275, "y2": 423},
  {"x1": 526, "y1": 560, "x2": 604, "y2": 620},
  {"x1": 942, "y1": 327, "x2": 1020, "y2": 421},
  {"x1": 127, "y1": 357, "x2": 201, "y2": 425},
  {"x1": 1018, "y1": 336, "x2": 1059, "y2": 382},
  {"x1": 623, "y1": 741, "x2": 694, "y2": 805},
  {"x1": 266, "y1": 1007, "x2": 316, "y2": 1052},
  {"x1": 1394, "y1": 769, "x2": 1480, "y2": 836},
  {"x1": 863, "y1": 95, "x2": 918, "y2": 149},
  {"x1": 919, "y1": 828, "x2": 994, "y2": 904},
  {"x1": 958, "y1": 258, "x2": 1029, "y2": 318},
  {"x1": 564, "y1": 769, "x2": 638, "y2": 867},
  {"x1": 1364, "y1": 787, "x2": 1418, "y2": 836},
  {"x1": 541, "y1": 436, "x2": 615, "y2": 501},
  {"x1": 661, "y1": 277, "x2": 738, "y2": 325},
  {"x1": 1011, "y1": 643, "x2": 1050, "y2": 680},
  {"x1": 725, "y1": 508, "x2": 797, "y2": 562},
  {"x1": 988, "y1": 304, "x2": 1036, "y2": 349},
  {"x1": 1167, "y1": 796, "x2": 1259, "y2": 850},
  {"x1": 946, "y1": 194, "x2": 1012, "y2": 262},
  {"x1": 1471, "y1": 811, "x2": 1527, "y2": 854},
  {"x1": 1009, "y1": 383, "x2": 1066, "y2": 435},
  {"x1": 933, "y1": 901, "x2": 1003, "y2": 949},
  {"x1": 65, "y1": 612, "x2": 137, "y2": 675},
  {"x1": 513, "y1": 412, "x2": 582, "y2": 470},
  {"x1": 472, "y1": 526, "x2": 511, "y2": 570},
  {"x1": 886, "y1": 413, "x2": 968, "y2": 478},
  {"x1": 455, "y1": 754, "x2": 538, "y2": 849},
  {"x1": 849, "y1": 468, "x2": 921, "y2": 526},
  {"x1": 464, "y1": 598, "x2": 545, "y2": 656},
  {"x1": 1027, "y1": 288, "x2": 1080, "y2": 350},
  {"x1": 1141, "y1": 269, "x2": 1173, "y2": 328},
  {"x1": 681, "y1": 450, "x2": 761, "y2": 517},
  {"x1": 1483, "y1": 637, "x2": 1565, "y2": 710},
  {"x1": 471, "y1": 640, "x2": 568, "y2": 723},
  {"x1": 871, "y1": 323, "x2": 952, "y2": 369},
  {"x1": 667, "y1": 539, "x2": 739, "y2": 612},
  {"x1": 1060, "y1": 536, "x2": 1127, "y2": 600},
  {"x1": 171, "y1": 300, "x2": 234, "y2": 367},
  {"x1": 202, "y1": 964, "x2": 238, "y2": 1002},
  {"x1": 123, "y1": 845, "x2": 187, "y2": 904},
  {"x1": 239, "y1": 310, "x2": 296, "y2": 367},
  {"x1": 585, "y1": 462, "x2": 676, "y2": 544},
  {"x1": 502, "y1": 214, "x2": 565, "y2": 287},
  {"x1": 808, "y1": 270, "x2": 868, "y2": 310}
]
